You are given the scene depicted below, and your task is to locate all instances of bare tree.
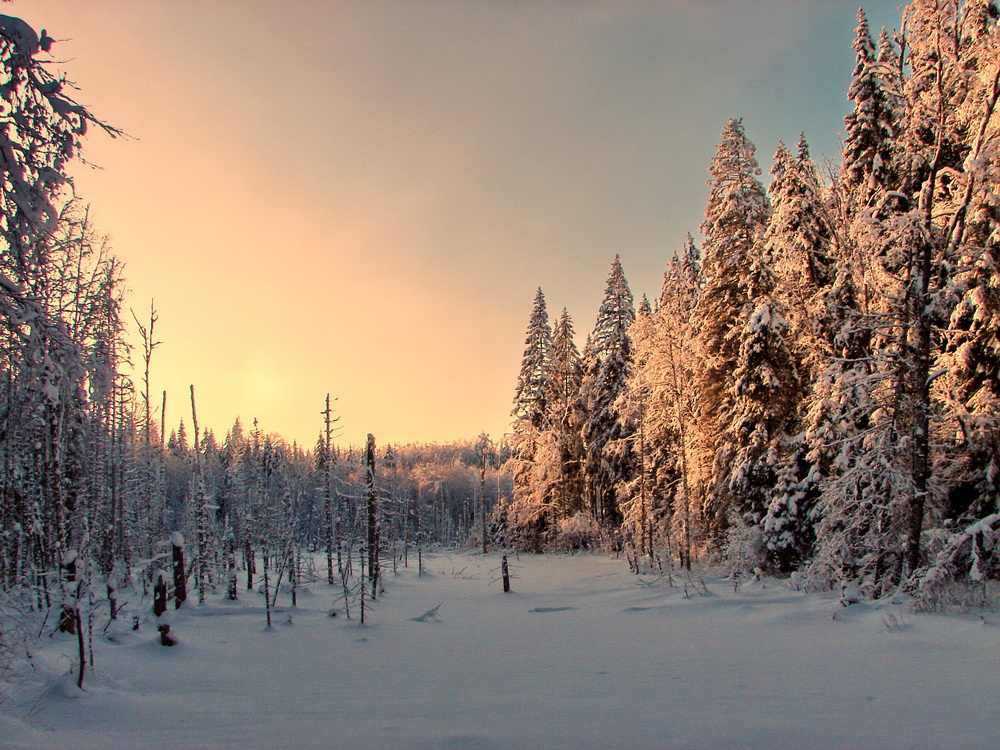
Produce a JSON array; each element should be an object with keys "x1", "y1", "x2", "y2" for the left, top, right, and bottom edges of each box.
[{"x1": 365, "y1": 434, "x2": 380, "y2": 596}]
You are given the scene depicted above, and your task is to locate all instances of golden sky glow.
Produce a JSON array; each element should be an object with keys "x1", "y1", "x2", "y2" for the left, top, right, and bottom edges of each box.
[{"x1": 8, "y1": 0, "x2": 902, "y2": 448}]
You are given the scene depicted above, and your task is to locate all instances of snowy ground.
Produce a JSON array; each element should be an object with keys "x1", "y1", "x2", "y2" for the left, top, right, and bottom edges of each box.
[{"x1": 2, "y1": 551, "x2": 999, "y2": 750}]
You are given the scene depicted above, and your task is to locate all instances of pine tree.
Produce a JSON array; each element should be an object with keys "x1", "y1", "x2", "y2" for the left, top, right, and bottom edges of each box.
[
  {"x1": 512, "y1": 288, "x2": 553, "y2": 430},
  {"x1": 694, "y1": 118, "x2": 770, "y2": 534},
  {"x1": 764, "y1": 261, "x2": 871, "y2": 572},
  {"x1": 938, "y1": 159, "x2": 1000, "y2": 525},
  {"x1": 0, "y1": 18, "x2": 121, "y2": 603},
  {"x1": 618, "y1": 237, "x2": 707, "y2": 567},
  {"x1": 582, "y1": 255, "x2": 636, "y2": 527},
  {"x1": 842, "y1": 8, "x2": 898, "y2": 205},
  {"x1": 0, "y1": 17, "x2": 120, "y2": 315},
  {"x1": 719, "y1": 256, "x2": 800, "y2": 532},
  {"x1": 507, "y1": 289, "x2": 555, "y2": 546},
  {"x1": 758, "y1": 136, "x2": 838, "y2": 569},
  {"x1": 766, "y1": 136, "x2": 836, "y2": 378},
  {"x1": 546, "y1": 308, "x2": 586, "y2": 518},
  {"x1": 618, "y1": 300, "x2": 657, "y2": 561}
]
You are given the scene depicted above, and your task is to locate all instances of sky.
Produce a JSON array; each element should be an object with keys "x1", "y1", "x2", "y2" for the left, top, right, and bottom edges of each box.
[{"x1": 7, "y1": 0, "x2": 904, "y2": 449}]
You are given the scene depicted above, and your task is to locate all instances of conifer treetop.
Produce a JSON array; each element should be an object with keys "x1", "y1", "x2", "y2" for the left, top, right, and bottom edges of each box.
[
  {"x1": 589, "y1": 255, "x2": 635, "y2": 363},
  {"x1": 512, "y1": 287, "x2": 553, "y2": 428},
  {"x1": 701, "y1": 118, "x2": 769, "y2": 279}
]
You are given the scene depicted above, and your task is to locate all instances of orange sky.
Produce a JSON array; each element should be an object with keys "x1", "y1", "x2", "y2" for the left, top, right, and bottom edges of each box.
[{"x1": 7, "y1": 0, "x2": 903, "y2": 448}]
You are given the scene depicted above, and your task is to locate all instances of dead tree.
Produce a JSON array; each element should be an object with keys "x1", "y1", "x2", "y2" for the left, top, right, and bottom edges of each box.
[
  {"x1": 365, "y1": 434, "x2": 380, "y2": 596},
  {"x1": 58, "y1": 551, "x2": 78, "y2": 634},
  {"x1": 225, "y1": 526, "x2": 238, "y2": 601},
  {"x1": 133, "y1": 302, "x2": 163, "y2": 548},
  {"x1": 190, "y1": 385, "x2": 211, "y2": 604},
  {"x1": 337, "y1": 537, "x2": 352, "y2": 619},
  {"x1": 153, "y1": 570, "x2": 176, "y2": 646},
  {"x1": 153, "y1": 571, "x2": 168, "y2": 617},
  {"x1": 321, "y1": 395, "x2": 339, "y2": 585},
  {"x1": 263, "y1": 553, "x2": 273, "y2": 629},
  {"x1": 476, "y1": 433, "x2": 494, "y2": 554},
  {"x1": 172, "y1": 532, "x2": 187, "y2": 608},
  {"x1": 107, "y1": 577, "x2": 118, "y2": 620},
  {"x1": 58, "y1": 550, "x2": 88, "y2": 687},
  {"x1": 244, "y1": 534, "x2": 255, "y2": 591}
]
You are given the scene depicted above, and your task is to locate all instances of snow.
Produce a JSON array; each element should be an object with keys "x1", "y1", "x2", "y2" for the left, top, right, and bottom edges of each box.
[
  {"x1": 839, "y1": 581, "x2": 862, "y2": 605},
  {"x1": 4, "y1": 551, "x2": 999, "y2": 749},
  {"x1": 0, "y1": 15, "x2": 40, "y2": 56}
]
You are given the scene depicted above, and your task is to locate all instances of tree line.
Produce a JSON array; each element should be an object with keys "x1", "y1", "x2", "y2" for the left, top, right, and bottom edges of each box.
[{"x1": 505, "y1": 0, "x2": 1000, "y2": 609}]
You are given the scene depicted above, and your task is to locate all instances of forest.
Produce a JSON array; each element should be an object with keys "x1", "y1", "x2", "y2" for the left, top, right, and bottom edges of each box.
[
  {"x1": 0, "y1": 5, "x2": 511, "y2": 668},
  {"x1": 1, "y1": 0, "x2": 1000, "y2": 705},
  {"x1": 505, "y1": 1, "x2": 1000, "y2": 609}
]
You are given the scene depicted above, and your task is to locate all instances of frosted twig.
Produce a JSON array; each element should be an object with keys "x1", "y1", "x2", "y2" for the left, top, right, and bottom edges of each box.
[{"x1": 410, "y1": 603, "x2": 444, "y2": 622}]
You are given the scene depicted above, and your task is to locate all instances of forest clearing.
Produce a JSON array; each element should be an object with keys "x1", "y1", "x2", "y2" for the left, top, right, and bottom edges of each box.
[
  {"x1": 3, "y1": 551, "x2": 998, "y2": 750},
  {"x1": 4, "y1": 2, "x2": 1000, "y2": 747}
]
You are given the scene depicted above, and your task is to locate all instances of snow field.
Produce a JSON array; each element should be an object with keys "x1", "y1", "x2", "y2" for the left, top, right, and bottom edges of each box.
[{"x1": 3, "y1": 551, "x2": 999, "y2": 749}]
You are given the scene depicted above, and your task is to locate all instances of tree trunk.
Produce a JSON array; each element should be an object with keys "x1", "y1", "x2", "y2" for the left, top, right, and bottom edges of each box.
[
  {"x1": 323, "y1": 394, "x2": 336, "y2": 586},
  {"x1": 904, "y1": 238, "x2": 933, "y2": 577},
  {"x1": 226, "y1": 535, "x2": 238, "y2": 601},
  {"x1": 480, "y1": 452, "x2": 489, "y2": 555},
  {"x1": 153, "y1": 571, "x2": 168, "y2": 617},
  {"x1": 365, "y1": 434, "x2": 380, "y2": 595},
  {"x1": 75, "y1": 605, "x2": 85, "y2": 689},
  {"x1": 244, "y1": 539, "x2": 254, "y2": 591},
  {"x1": 107, "y1": 578, "x2": 118, "y2": 620},
  {"x1": 172, "y1": 535, "x2": 187, "y2": 608},
  {"x1": 190, "y1": 386, "x2": 210, "y2": 605},
  {"x1": 263, "y1": 556, "x2": 272, "y2": 629}
]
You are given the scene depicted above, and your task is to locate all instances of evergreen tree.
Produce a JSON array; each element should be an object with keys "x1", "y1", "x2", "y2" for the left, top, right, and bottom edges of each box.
[
  {"x1": 511, "y1": 288, "x2": 553, "y2": 430},
  {"x1": 757, "y1": 136, "x2": 839, "y2": 568},
  {"x1": 694, "y1": 118, "x2": 770, "y2": 534},
  {"x1": 719, "y1": 256, "x2": 800, "y2": 532},
  {"x1": 618, "y1": 297, "x2": 659, "y2": 561},
  {"x1": 547, "y1": 308, "x2": 586, "y2": 518},
  {"x1": 842, "y1": 8, "x2": 898, "y2": 205},
  {"x1": 508, "y1": 289, "x2": 555, "y2": 545},
  {"x1": 763, "y1": 260, "x2": 871, "y2": 572},
  {"x1": 938, "y1": 157, "x2": 1000, "y2": 527},
  {"x1": 766, "y1": 137, "x2": 836, "y2": 377},
  {"x1": 582, "y1": 256, "x2": 636, "y2": 527}
]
